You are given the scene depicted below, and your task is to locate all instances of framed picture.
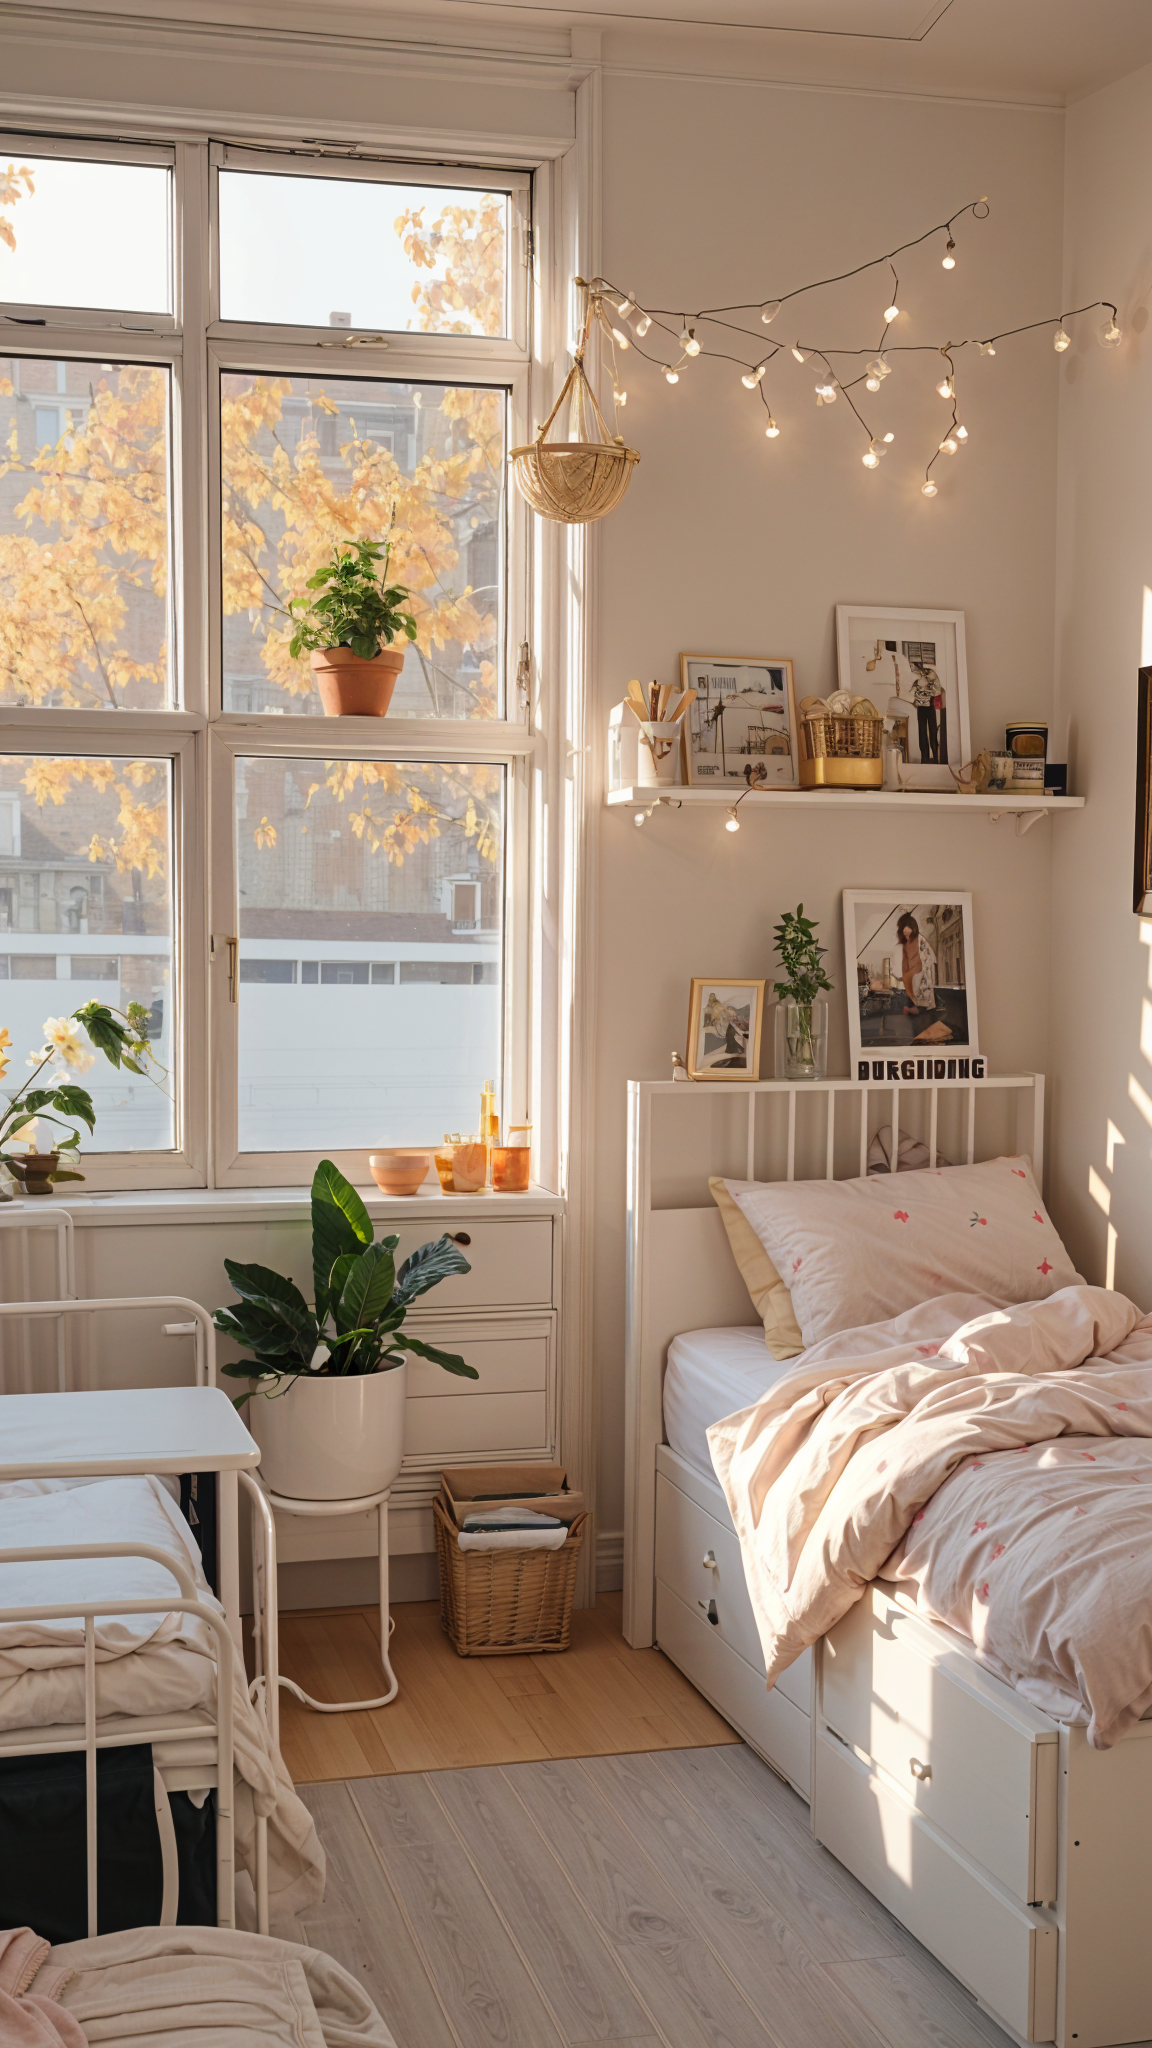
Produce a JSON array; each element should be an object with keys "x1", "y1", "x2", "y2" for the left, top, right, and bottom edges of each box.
[
  {"x1": 835, "y1": 606, "x2": 970, "y2": 792},
  {"x1": 685, "y1": 978, "x2": 766, "y2": 1080},
  {"x1": 843, "y1": 891, "x2": 980, "y2": 1075},
  {"x1": 681, "y1": 655, "x2": 798, "y2": 789},
  {"x1": 1135, "y1": 667, "x2": 1152, "y2": 914}
]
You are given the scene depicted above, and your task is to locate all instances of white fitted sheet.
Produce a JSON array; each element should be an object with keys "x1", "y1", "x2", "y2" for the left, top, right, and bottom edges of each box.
[{"x1": 663, "y1": 1326, "x2": 802, "y2": 1479}]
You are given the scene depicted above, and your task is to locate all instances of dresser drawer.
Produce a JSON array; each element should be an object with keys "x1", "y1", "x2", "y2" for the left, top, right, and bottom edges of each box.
[
  {"x1": 655, "y1": 1470, "x2": 811, "y2": 1715},
  {"x1": 394, "y1": 1217, "x2": 553, "y2": 1310},
  {"x1": 405, "y1": 1391, "x2": 547, "y2": 1458},
  {"x1": 815, "y1": 1729, "x2": 1056, "y2": 2042},
  {"x1": 822, "y1": 1589, "x2": 1058, "y2": 1907},
  {"x1": 656, "y1": 1581, "x2": 811, "y2": 1798},
  {"x1": 404, "y1": 1320, "x2": 551, "y2": 1398}
]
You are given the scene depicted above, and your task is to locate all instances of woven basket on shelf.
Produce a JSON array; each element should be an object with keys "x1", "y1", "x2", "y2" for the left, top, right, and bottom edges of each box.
[
  {"x1": 803, "y1": 712, "x2": 884, "y2": 760},
  {"x1": 434, "y1": 1495, "x2": 587, "y2": 1656},
  {"x1": 511, "y1": 287, "x2": 639, "y2": 525}
]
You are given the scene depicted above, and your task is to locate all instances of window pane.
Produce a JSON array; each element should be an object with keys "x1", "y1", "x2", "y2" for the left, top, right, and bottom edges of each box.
[
  {"x1": 221, "y1": 374, "x2": 503, "y2": 719},
  {"x1": 218, "y1": 172, "x2": 507, "y2": 336},
  {"x1": 0, "y1": 757, "x2": 174, "y2": 1153},
  {"x1": 0, "y1": 359, "x2": 173, "y2": 709},
  {"x1": 236, "y1": 757, "x2": 503, "y2": 1150},
  {"x1": 0, "y1": 158, "x2": 170, "y2": 313}
]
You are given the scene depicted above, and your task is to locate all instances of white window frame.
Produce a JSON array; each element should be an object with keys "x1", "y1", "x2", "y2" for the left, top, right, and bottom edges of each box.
[{"x1": 0, "y1": 128, "x2": 544, "y2": 1191}]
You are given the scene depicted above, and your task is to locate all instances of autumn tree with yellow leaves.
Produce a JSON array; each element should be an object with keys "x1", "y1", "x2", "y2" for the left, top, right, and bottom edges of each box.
[{"x1": 0, "y1": 173, "x2": 506, "y2": 876}]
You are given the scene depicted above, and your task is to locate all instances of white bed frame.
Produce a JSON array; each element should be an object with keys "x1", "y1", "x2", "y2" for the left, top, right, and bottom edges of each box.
[
  {"x1": 0, "y1": 1289, "x2": 280, "y2": 1936},
  {"x1": 624, "y1": 1073, "x2": 1152, "y2": 2048}
]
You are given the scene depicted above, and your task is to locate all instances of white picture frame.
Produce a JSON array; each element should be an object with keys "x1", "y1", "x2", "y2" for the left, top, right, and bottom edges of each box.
[
  {"x1": 843, "y1": 889, "x2": 980, "y2": 1076},
  {"x1": 681, "y1": 654, "x2": 798, "y2": 789},
  {"x1": 835, "y1": 606, "x2": 970, "y2": 792}
]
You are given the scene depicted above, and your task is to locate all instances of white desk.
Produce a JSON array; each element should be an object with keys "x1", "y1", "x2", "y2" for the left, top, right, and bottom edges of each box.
[{"x1": 0, "y1": 1386, "x2": 259, "y2": 1651}]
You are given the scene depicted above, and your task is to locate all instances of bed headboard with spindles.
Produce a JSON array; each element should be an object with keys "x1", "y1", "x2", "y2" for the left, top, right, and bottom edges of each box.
[{"x1": 622, "y1": 1072, "x2": 1045, "y2": 1647}]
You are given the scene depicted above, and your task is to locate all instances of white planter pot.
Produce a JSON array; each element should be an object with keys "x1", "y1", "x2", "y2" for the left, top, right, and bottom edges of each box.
[{"x1": 250, "y1": 1362, "x2": 407, "y2": 1501}]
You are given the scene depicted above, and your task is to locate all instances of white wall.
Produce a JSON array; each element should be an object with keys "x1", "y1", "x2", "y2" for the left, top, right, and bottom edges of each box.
[
  {"x1": 1048, "y1": 63, "x2": 1152, "y2": 1296},
  {"x1": 593, "y1": 73, "x2": 1067, "y2": 1543}
]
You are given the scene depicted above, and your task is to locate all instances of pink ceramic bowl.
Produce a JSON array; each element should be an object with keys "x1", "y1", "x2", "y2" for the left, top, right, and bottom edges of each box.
[{"x1": 369, "y1": 1150, "x2": 431, "y2": 1196}]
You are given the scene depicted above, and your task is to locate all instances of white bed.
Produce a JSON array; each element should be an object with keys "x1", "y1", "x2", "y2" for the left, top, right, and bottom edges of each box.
[{"x1": 624, "y1": 1073, "x2": 1152, "y2": 2048}]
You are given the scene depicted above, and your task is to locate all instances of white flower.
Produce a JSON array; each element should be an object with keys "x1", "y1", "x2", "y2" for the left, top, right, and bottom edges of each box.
[{"x1": 40, "y1": 1017, "x2": 95, "y2": 1075}]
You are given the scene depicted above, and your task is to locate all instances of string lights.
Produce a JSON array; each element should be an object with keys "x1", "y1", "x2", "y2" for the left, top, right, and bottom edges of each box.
[{"x1": 589, "y1": 195, "x2": 1120, "y2": 501}]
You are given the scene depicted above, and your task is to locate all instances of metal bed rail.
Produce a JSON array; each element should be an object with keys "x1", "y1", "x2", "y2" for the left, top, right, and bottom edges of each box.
[
  {"x1": 0, "y1": 1210, "x2": 76, "y2": 1392},
  {"x1": 0, "y1": 1295, "x2": 217, "y2": 1388}
]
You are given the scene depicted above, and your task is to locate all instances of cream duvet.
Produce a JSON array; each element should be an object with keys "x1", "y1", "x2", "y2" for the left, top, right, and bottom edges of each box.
[{"x1": 708, "y1": 1284, "x2": 1152, "y2": 1748}]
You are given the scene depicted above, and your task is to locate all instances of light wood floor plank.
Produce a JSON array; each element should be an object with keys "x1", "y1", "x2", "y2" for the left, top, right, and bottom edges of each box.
[
  {"x1": 430, "y1": 1763, "x2": 658, "y2": 2045},
  {"x1": 351, "y1": 1771, "x2": 567, "y2": 2048},
  {"x1": 502, "y1": 1755, "x2": 779, "y2": 2048},
  {"x1": 823, "y1": 1956, "x2": 1017, "y2": 2048},
  {"x1": 297, "y1": 1781, "x2": 460, "y2": 2048},
  {"x1": 652, "y1": 1746, "x2": 903, "y2": 1963}
]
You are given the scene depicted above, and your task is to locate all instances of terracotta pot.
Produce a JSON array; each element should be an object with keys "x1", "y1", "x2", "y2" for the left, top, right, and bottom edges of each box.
[
  {"x1": 370, "y1": 1150, "x2": 431, "y2": 1196},
  {"x1": 13, "y1": 1151, "x2": 60, "y2": 1197},
  {"x1": 250, "y1": 1360, "x2": 407, "y2": 1501},
  {"x1": 309, "y1": 644, "x2": 405, "y2": 718}
]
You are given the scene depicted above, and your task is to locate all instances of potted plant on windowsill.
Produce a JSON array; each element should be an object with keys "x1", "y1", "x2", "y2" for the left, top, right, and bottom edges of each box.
[
  {"x1": 214, "y1": 1159, "x2": 477, "y2": 1501},
  {"x1": 0, "y1": 1005, "x2": 168, "y2": 1196},
  {"x1": 288, "y1": 537, "x2": 418, "y2": 717}
]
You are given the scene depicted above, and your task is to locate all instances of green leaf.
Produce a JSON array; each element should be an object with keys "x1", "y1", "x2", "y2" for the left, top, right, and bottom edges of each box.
[
  {"x1": 224, "y1": 1260, "x2": 310, "y2": 1315},
  {"x1": 48, "y1": 1168, "x2": 85, "y2": 1183},
  {"x1": 339, "y1": 1241, "x2": 397, "y2": 1336},
  {"x1": 49, "y1": 1084, "x2": 96, "y2": 1133},
  {"x1": 311, "y1": 1158, "x2": 373, "y2": 1321},
  {"x1": 393, "y1": 1331, "x2": 479, "y2": 1379},
  {"x1": 72, "y1": 1003, "x2": 130, "y2": 1069},
  {"x1": 393, "y1": 1234, "x2": 471, "y2": 1306},
  {"x1": 326, "y1": 1252, "x2": 359, "y2": 1329}
]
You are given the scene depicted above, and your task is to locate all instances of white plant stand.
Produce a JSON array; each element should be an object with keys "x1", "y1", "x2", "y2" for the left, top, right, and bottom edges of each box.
[{"x1": 261, "y1": 1484, "x2": 398, "y2": 1713}]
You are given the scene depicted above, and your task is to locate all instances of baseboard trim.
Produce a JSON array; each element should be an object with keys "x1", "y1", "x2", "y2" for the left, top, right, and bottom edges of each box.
[{"x1": 596, "y1": 1529, "x2": 623, "y2": 1593}]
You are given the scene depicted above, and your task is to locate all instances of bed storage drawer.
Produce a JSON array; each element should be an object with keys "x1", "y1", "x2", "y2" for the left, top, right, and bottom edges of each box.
[
  {"x1": 654, "y1": 1467, "x2": 811, "y2": 1714},
  {"x1": 821, "y1": 1589, "x2": 1058, "y2": 1907},
  {"x1": 655, "y1": 1580, "x2": 811, "y2": 1797},
  {"x1": 814, "y1": 1730, "x2": 1057, "y2": 2043}
]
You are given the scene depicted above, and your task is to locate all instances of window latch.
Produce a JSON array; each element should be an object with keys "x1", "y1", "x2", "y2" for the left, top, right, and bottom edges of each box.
[
  {"x1": 516, "y1": 640, "x2": 531, "y2": 711},
  {"x1": 211, "y1": 934, "x2": 238, "y2": 1004}
]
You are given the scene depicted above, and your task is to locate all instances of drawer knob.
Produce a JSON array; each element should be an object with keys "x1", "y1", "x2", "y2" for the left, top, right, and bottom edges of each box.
[
  {"x1": 909, "y1": 1757, "x2": 932, "y2": 1782},
  {"x1": 702, "y1": 1550, "x2": 718, "y2": 1571},
  {"x1": 698, "y1": 1597, "x2": 719, "y2": 1626},
  {"x1": 449, "y1": 1232, "x2": 471, "y2": 1246}
]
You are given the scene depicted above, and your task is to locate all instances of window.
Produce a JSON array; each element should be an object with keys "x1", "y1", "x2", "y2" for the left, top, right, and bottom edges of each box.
[{"x1": 0, "y1": 132, "x2": 536, "y2": 1188}]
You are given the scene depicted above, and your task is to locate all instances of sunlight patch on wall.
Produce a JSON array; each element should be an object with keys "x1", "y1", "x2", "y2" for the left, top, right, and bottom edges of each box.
[{"x1": 1089, "y1": 1166, "x2": 1111, "y2": 1215}]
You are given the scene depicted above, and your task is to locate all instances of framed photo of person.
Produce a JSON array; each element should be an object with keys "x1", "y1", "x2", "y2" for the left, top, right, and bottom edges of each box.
[
  {"x1": 842, "y1": 891, "x2": 981, "y2": 1076},
  {"x1": 684, "y1": 977, "x2": 766, "y2": 1080},
  {"x1": 835, "y1": 606, "x2": 970, "y2": 792},
  {"x1": 681, "y1": 655, "x2": 798, "y2": 789}
]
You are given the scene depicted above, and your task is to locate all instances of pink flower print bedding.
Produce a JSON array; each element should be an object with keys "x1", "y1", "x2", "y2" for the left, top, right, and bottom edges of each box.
[{"x1": 707, "y1": 1284, "x2": 1152, "y2": 1747}]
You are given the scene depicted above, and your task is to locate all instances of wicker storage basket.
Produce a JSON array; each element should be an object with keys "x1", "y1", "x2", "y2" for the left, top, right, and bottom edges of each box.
[
  {"x1": 434, "y1": 1495, "x2": 587, "y2": 1655},
  {"x1": 804, "y1": 711, "x2": 884, "y2": 759}
]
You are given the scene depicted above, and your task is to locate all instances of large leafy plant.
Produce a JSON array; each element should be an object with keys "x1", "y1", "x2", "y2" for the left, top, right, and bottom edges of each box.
[
  {"x1": 215, "y1": 1160, "x2": 478, "y2": 1406},
  {"x1": 287, "y1": 538, "x2": 418, "y2": 661}
]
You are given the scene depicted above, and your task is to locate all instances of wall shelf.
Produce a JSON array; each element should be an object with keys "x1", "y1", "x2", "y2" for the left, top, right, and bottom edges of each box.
[{"x1": 607, "y1": 786, "x2": 1084, "y2": 837}]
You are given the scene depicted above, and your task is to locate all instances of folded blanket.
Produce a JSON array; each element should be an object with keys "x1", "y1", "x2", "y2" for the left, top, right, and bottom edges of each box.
[
  {"x1": 457, "y1": 1526, "x2": 567, "y2": 1550},
  {"x1": 709, "y1": 1284, "x2": 1152, "y2": 1748},
  {"x1": 0, "y1": 1927, "x2": 84, "y2": 2048}
]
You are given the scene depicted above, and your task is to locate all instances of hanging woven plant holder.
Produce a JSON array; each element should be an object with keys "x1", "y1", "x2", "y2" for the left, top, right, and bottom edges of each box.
[{"x1": 511, "y1": 289, "x2": 639, "y2": 525}]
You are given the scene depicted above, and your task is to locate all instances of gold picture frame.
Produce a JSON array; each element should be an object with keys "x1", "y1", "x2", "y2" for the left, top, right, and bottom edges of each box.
[
  {"x1": 685, "y1": 977, "x2": 766, "y2": 1081},
  {"x1": 680, "y1": 655, "x2": 798, "y2": 789}
]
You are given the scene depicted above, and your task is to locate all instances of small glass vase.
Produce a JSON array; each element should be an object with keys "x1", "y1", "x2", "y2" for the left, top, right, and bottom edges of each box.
[{"x1": 775, "y1": 996, "x2": 828, "y2": 1081}]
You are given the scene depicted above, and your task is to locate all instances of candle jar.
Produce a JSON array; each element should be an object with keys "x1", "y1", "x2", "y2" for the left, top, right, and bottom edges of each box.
[
  {"x1": 451, "y1": 1141, "x2": 490, "y2": 1194},
  {"x1": 433, "y1": 1145, "x2": 455, "y2": 1192},
  {"x1": 492, "y1": 1146, "x2": 530, "y2": 1193}
]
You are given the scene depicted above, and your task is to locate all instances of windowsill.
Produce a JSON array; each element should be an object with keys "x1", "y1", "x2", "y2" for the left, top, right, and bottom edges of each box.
[{"x1": 11, "y1": 1183, "x2": 564, "y2": 1228}]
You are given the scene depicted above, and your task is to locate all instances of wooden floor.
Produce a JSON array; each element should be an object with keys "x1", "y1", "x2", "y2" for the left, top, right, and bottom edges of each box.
[
  {"x1": 299, "y1": 1742, "x2": 1017, "y2": 2048},
  {"x1": 277, "y1": 1590, "x2": 737, "y2": 1783}
]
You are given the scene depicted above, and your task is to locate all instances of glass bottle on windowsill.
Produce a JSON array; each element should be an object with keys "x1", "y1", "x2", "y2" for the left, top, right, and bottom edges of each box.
[{"x1": 775, "y1": 997, "x2": 828, "y2": 1081}]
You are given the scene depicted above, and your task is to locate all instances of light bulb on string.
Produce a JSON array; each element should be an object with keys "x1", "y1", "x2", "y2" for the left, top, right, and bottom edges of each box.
[
  {"x1": 791, "y1": 345, "x2": 808, "y2": 363},
  {"x1": 616, "y1": 294, "x2": 634, "y2": 317},
  {"x1": 764, "y1": 416, "x2": 780, "y2": 438},
  {"x1": 610, "y1": 325, "x2": 630, "y2": 350},
  {"x1": 1053, "y1": 326, "x2": 1071, "y2": 352},
  {"x1": 862, "y1": 442, "x2": 880, "y2": 469},
  {"x1": 662, "y1": 365, "x2": 679, "y2": 384},
  {"x1": 1100, "y1": 316, "x2": 1122, "y2": 347},
  {"x1": 814, "y1": 375, "x2": 838, "y2": 404},
  {"x1": 760, "y1": 301, "x2": 781, "y2": 325},
  {"x1": 680, "y1": 325, "x2": 701, "y2": 357},
  {"x1": 942, "y1": 237, "x2": 956, "y2": 269},
  {"x1": 633, "y1": 311, "x2": 651, "y2": 338},
  {"x1": 865, "y1": 355, "x2": 890, "y2": 391},
  {"x1": 977, "y1": 340, "x2": 996, "y2": 356},
  {"x1": 883, "y1": 301, "x2": 900, "y2": 323},
  {"x1": 939, "y1": 435, "x2": 958, "y2": 455},
  {"x1": 883, "y1": 431, "x2": 895, "y2": 443},
  {"x1": 954, "y1": 424, "x2": 967, "y2": 441},
  {"x1": 741, "y1": 364, "x2": 767, "y2": 388},
  {"x1": 936, "y1": 374, "x2": 954, "y2": 398},
  {"x1": 614, "y1": 386, "x2": 627, "y2": 408},
  {"x1": 725, "y1": 806, "x2": 741, "y2": 833},
  {"x1": 922, "y1": 480, "x2": 938, "y2": 498}
]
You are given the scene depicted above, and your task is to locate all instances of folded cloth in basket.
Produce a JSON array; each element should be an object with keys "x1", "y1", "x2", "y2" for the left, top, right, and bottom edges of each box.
[
  {"x1": 38, "y1": 1925, "x2": 398, "y2": 2046},
  {"x1": 0, "y1": 1477, "x2": 324, "y2": 1933},
  {"x1": 457, "y1": 1526, "x2": 568, "y2": 1551},
  {"x1": 462, "y1": 1508, "x2": 563, "y2": 1531}
]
